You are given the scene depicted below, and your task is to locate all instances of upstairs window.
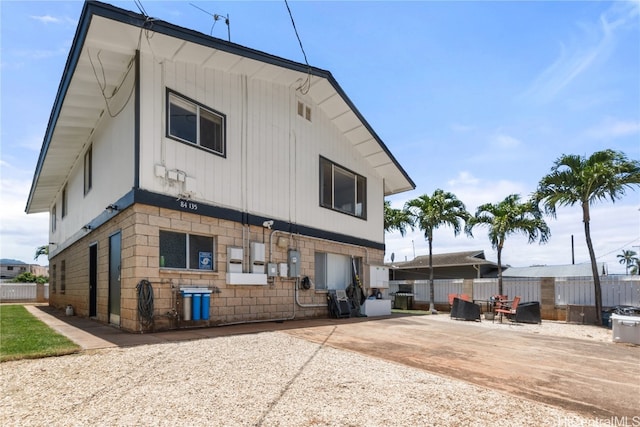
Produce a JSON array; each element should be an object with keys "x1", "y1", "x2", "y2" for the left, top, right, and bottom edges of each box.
[
  {"x1": 319, "y1": 157, "x2": 367, "y2": 218},
  {"x1": 61, "y1": 185, "x2": 68, "y2": 218},
  {"x1": 84, "y1": 145, "x2": 92, "y2": 195},
  {"x1": 167, "y1": 90, "x2": 225, "y2": 156},
  {"x1": 51, "y1": 205, "x2": 57, "y2": 232}
]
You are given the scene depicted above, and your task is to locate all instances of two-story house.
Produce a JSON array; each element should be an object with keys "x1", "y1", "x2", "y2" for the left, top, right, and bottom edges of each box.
[{"x1": 25, "y1": 1, "x2": 415, "y2": 332}]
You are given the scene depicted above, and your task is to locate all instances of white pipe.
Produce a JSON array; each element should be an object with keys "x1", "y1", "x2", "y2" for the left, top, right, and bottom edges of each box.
[{"x1": 295, "y1": 277, "x2": 326, "y2": 308}]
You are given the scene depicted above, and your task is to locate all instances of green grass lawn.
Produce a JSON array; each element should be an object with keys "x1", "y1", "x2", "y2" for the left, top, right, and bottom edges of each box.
[{"x1": 0, "y1": 305, "x2": 80, "y2": 362}]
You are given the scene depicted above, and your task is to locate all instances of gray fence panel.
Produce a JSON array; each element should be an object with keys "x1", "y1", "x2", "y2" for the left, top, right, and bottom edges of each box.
[
  {"x1": 389, "y1": 280, "x2": 464, "y2": 303},
  {"x1": 390, "y1": 276, "x2": 639, "y2": 308},
  {"x1": 471, "y1": 279, "x2": 498, "y2": 301},
  {"x1": 1, "y1": 283, "x2": 36, "y2": 300},
  {"x1": 504, "y1": 278, "x2": 541, "y2": 303},
  {"x1": 555, "y1": 277, "x2": 594, "y2": 305},
  {"x1": 601, "y1": 276, "x2": 640, "y2": 306},
  {"x1": 0, "y1": 283, "x2": 49, "y2": 301}
]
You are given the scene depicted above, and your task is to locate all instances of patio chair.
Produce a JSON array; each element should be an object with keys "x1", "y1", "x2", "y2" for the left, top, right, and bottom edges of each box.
[
  {"x1": 495, "y1": 296, "x2": 520, "y2": 323},
  {"x1": 448, "y1": 293, "x2": 457, "y2": 310},
  {"x1": 449, "y1": 293, "x2": 470, "y2": 310}
]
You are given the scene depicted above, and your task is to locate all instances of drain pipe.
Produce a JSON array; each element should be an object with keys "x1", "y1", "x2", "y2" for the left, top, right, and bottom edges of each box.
[{"x1": 269, "y1": 229, "x2": 370, "y2": 264}]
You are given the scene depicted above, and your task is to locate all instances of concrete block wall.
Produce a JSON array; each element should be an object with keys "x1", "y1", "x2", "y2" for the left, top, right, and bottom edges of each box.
[{"x1": 48, "y1": 203, "x2": 381, "y2": 332}]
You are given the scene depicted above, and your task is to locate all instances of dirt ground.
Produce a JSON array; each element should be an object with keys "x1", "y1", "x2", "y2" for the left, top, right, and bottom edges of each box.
[
  {"x1": 18, "y1": 305, "x2": 640, "y2": 421},
  {"x1": 283, "y1": 314, "x2": 640, "y2": 419}
]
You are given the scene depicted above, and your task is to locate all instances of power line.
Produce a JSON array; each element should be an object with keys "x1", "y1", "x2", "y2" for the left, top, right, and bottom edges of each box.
[{"x1": 284, "y1": 0, "x2": 311, "y2": 94}]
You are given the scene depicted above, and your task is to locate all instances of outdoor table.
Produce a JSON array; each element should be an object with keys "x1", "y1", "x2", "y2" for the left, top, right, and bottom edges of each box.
[{"x1": 473, "y1": 299, "x2": 493, "y2": 313}]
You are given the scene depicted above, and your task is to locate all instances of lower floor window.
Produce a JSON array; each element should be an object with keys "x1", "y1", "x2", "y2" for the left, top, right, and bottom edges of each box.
[
  {"x1": 160, "y1": 231, "x2": 215, "y2": 270},
  {"x1": 60, "y1": 260, "x2": 66, "y2": 294},
  {"x1": 51, "y1": 264, "x2": 57, "y2": 294},
  {"x1": 314, "y1": 252, "x2": 361, "y2": 290}
]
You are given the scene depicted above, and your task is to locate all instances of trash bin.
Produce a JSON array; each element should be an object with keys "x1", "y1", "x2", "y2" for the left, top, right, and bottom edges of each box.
[
  {"x1": 602, "y1": 311, "x2": 612, "y2": 328},
  {"x1": 201, "y1": 292, "x2": 210, "y2": 320},
  {"x1": 192, "y1": 293, "x2": 202, "y2": 321}
]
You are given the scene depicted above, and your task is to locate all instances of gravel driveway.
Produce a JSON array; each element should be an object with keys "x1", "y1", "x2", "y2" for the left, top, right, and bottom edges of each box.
[{"x1": 3, "y1": 313, "x2": 637, "y2": 426}]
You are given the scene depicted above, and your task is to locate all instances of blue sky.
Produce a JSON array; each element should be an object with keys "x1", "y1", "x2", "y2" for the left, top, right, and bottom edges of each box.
[{"x1": 1, "y1": 1, "x2": 639, "y2": 273}]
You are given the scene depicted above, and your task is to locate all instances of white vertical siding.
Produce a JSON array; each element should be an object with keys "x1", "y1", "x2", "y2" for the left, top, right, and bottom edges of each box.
[
  {"x1": 138, "y1": 55, "x2": 385, "y2": 243},
  {"x1": 50, "y1": 99, "x2": 135, "y2": 246}
]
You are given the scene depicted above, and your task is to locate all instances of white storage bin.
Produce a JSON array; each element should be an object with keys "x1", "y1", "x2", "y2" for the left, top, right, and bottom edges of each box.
[{"x1": 611, "y1": 314, "x2": 640, "y2": 345}]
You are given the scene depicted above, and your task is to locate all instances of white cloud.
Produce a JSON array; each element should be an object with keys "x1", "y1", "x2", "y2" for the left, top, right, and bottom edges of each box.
[
  {"x1": 449, "y1": 123, "x2": 475, "y2": 133},
  {"x1": 0, "y1": 175, "x2": 49, "y2": 264},
  {"x1": 584, "y1": 117, "x2": 640, "y2": 140},
  {"x1": 446, "y1": 172, "x2": 527, "y2": 211},
  {"x1": 491, "y1": 132, "x2": 522, "y2": 149},
  {"x1": 447, "y1": 171, "x2": 479, "y2": 187},
  {"x1": 385, "y1": 199, "x2": 640, "y2": 275},
  {"x1": 521, "y1": 1, "x2": 637, "y2": 103},
  {"x1": 30, "y1": 15, "x2": 61, "y2": 24}
]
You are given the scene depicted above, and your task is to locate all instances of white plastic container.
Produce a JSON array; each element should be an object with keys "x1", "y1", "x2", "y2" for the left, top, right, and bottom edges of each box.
[{"x1": 611, "y1": 314, "x2": 640, "y2": 345}]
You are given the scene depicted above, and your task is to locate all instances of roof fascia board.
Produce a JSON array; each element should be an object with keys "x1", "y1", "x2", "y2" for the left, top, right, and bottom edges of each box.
[
  {"x1": 25, "y1": 1, "x2": 96, "y2": 213},
  {"x1": 26, "y1": 0, "x2": 414, "y2": 213}
]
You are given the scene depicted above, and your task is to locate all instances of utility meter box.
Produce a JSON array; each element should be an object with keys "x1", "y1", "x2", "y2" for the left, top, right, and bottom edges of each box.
[
  {"x1": 227, "y1": 247, "x2": 243, "y2": 273},
  {"x1": 267, "y1": 263, "x2": 278, "y2": 277},
  {"x1": 287, "y1": 249, "x2": 300, "y2": 277}
]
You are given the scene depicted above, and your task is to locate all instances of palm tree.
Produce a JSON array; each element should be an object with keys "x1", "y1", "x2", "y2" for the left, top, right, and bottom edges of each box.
[
  {"x1": 34, "y1": 245, "x2": 49, "y2": 261},
  {"x1": 630, "y1": 259, "x2": 640, "y2": 275},
  {"x1": 617, "y1": 250, "x2": 638, "y2": 275},
  {"x1": 535, "y1": 149, "x2": 640, "y2": 325},
  {"x1": 404, "y1": 189, "x2": 470, "y2": 313},
  {"x1": 384, "y1": 200, "x2": 413, "y2": 237},
  {"x1": 465, "y1": 194, "x2": 550, "y2": 296}
]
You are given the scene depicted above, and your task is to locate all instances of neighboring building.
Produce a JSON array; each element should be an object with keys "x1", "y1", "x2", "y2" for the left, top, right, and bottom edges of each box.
[
  {"x1": 500, "y1": 263, "x2": 608, "y2": 278},
  {"x1": 388, "y1": 250, "x2": 501, "y2": 280},
  {"x1": 0, "y1": 260, "x2": 49, "y2": 280},
  {"x1": 25, "y1": 1, "x2": 414, "y2": 331}
]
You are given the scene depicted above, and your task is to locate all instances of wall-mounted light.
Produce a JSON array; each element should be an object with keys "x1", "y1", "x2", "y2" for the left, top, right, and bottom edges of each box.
[
  {"x1": 105, "y1": 204, "x2": 119, "y2": 213},
  {"x1": 49, "y1": 242, "x2": 56, "y2": 245},
  {"x1": 82, "y1": 224, "x2": 92, "y2": 232}
]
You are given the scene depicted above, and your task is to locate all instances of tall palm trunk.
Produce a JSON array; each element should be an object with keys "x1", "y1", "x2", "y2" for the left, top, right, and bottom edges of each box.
[
  {"x1": 496, "y1": 243, "x2": 504, "y2": 296},
  {"x1": 583, "y1": 203, "x2": 602, "y2": 325},
  {"x1": 428, "y1": 237, "x2": 436, "y2": 313}
]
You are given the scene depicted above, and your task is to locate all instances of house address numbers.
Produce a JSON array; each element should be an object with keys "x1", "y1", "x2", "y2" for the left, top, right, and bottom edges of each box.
[{"x1": 178, "y1": 200, "x2": 198, "y2": 211}]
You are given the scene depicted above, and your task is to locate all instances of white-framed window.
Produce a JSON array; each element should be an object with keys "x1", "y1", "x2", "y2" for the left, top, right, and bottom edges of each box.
[
  {"x1": 314, "y1": 252, "x2": 361, "y2": 291},
  {"x1": 51, "y1": 264, "x2": 56, "y2": 294},
  {"x1": 60, "y1": 260, "x2": 66, "y2": 294},
  {"x1": 167, "y1": 90, "x2": 225, "y2": 156},
  {"x1": 51, "y1": 204, "x2": 57, "y2": 232},
  {"x1": 320, "y1": 157, "x2": 366, "y2": 218},
  {"x1": 159, "y1": 230, "x2": 215, "y2": 271},
  {"x1": 61, "y1": 185, "x2": 68, "y2": 218},
  {"x1": 84, "y1": 145, "x2": 92, "y2": 195}
]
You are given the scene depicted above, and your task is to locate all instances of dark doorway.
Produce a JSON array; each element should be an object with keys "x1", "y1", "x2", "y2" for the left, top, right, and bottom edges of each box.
[
  {"x1": 108, "y1": 232, "x2": 121, "y2": 326},
  {"x1": 89, "y1": 243, "x2": 97, "y2": 317}
]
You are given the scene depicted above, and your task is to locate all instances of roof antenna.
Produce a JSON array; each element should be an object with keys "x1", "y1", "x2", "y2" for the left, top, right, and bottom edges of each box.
[{"x1": 190, "y1": 3, "x2": 230, "y2": 42}]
